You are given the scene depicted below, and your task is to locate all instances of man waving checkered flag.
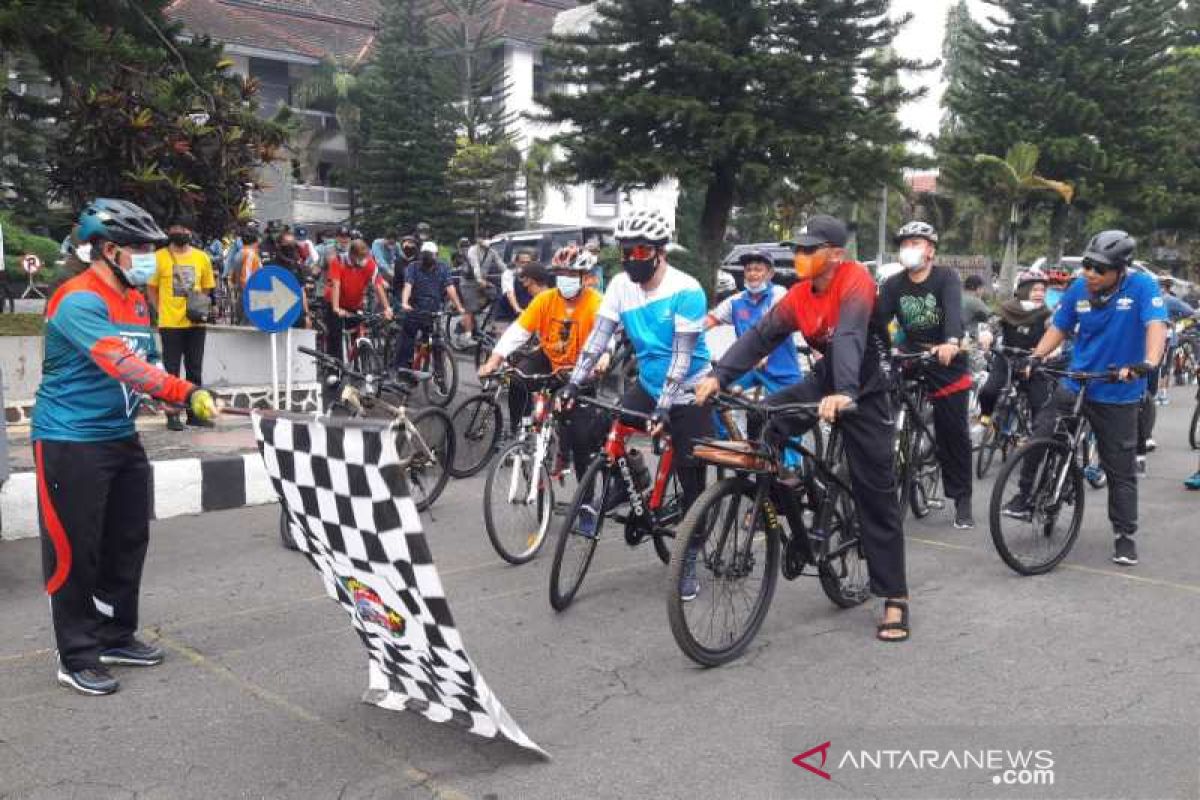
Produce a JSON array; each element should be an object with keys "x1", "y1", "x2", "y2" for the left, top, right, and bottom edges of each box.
[{"x1": 254, "y1": 411, "x2": 544, "y2": 756}]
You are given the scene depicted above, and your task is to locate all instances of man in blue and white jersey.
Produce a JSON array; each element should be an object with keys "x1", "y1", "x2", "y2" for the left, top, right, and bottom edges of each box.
[{"x1": 557, "y1": 209, "x2": 714, "y2": 548}]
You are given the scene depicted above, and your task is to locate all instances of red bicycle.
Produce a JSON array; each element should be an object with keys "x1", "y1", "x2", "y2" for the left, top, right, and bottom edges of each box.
[{"x1": 548, "y1": 395, "x2": 684, "y2": 611}]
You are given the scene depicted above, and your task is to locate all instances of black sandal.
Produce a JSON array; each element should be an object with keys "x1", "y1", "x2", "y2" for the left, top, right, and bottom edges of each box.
[{"x1": 876, "y1": 599, "x2": 910, "y2": 643}]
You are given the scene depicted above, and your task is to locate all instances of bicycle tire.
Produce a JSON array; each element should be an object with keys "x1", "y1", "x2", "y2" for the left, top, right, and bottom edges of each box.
[
  {"x1": 279, "y1": 507, "x2": 299, "y2": 551},
  {"x1": 448, "y1": 395, "x2": 503, "y2": 478},
  {"x1": 817, "y1": 466, "x2": 871, "y2": 608},
  {"x1": 909, "y1": 423, "x2": 942, "y2": 519},
  {"x1": 422, "y1": 345, "x2": 460, "y2": 407},
  {"x1": 1191, "y1": 401, "x2": 1200, "y2": 450},
  {"x1": 666, "y1": 476, "x2": 780, "y2": 667},
  {"x1": 989, "y1": 438, "x2": 1084, "y2": 576},
  {"x1": 483, "y1": 440, "x2": 554, "y2": 565},
  {"x1": 549, "y1": 457, "x2": 608, "y2": 611},
  {"x1": 404, "y1": 407, "x2": 455, "y2": 512},
  {"x1": 649, "y1": 471, "x2": 684, "y2": 565},
  {"x1": 442, "y1": 309, "x2": 472, "y2": 353},
  {"x1": 976, "y1": 424, "x2": 999, "y2": 479},
  {"x1": 893, "y1": 426, "x2": 912, "y2": 523}
]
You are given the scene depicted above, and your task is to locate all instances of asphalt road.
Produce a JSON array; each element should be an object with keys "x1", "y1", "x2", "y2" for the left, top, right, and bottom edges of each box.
[{"x1": 2, "y1": 383, "x2": 1199, "y2": 799}]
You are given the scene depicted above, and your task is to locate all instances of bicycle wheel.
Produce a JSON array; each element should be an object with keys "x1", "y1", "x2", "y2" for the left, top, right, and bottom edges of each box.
[
  {"x1": 908, "y1": 424, "x2": 943, "y2": 519},
  {"x1": 483, "y1": 440, "x2": 554, "y2": 565},
  {"x1": 473, "y1": 335, "x2": 494, "y2": 370},
  {"x1": 989, "y1": 438, "x2": 1084, "y2": 575},
  {"x1": 448, "y1": 395, "x2": 503, "y2": 478},
  {"x1": 666, "y1": 477, "x2": 780, "y2": 667},
  {"x1": 404, "y1": 407, "x2": 454, "y2": 512},
  {"x1": 443, "y1": 309, "x2": 473, "y2": 353},
  {"x1": 893, "y1": 427, "x2": 912, "y2": 523},
  {"x1": 549, "y1": 457, "x2": 609, "y2": 611},
  {"x1": 817, "y1": 467, "x2": 871, "y2": 608},
  {"x1": 279, "y1": 507, "x2": 299, "y2": 551},
  {"x1": 975, "y1": 423, "x2": 999, "y2": 479},
  {"x1": 649, "y1": 471, "x2": 684, "y2": 565},
  {"x1": 1190, "y1": 400, "x2": 1200, "y2": 450},
  {"x1": 422, "y1": 345, "x2": 459, "y2": 408}
]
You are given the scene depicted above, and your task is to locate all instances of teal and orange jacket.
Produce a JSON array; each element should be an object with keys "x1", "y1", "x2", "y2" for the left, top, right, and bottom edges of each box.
[{"x1": 33, "y1": 269, "x2": 195, "y2": 442}]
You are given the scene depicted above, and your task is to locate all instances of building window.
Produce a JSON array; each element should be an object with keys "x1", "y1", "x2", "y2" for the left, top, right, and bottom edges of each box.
[
  {"x1": 533, "y1": 54, "x2": 557, "y2": 104},
  {"x1": 249, "y1": 57, "x2": 292, "y2": 113},
  {"x1": 588, "y1": 184, "x2": 620, "y2": 217}
]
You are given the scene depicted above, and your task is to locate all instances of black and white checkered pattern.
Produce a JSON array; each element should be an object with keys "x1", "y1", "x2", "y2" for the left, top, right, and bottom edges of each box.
[{"x1": 253, "y1": 411, "x2": 544, "y2": 755}]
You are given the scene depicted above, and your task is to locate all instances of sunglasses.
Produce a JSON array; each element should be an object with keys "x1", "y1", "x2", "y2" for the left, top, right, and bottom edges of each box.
[
  {"x1": 1081, "y1": 258, "x2": 1112, "y2": 276},
  {"x1": 621, "y1": 244, "x2": 657, "y2": 261}
]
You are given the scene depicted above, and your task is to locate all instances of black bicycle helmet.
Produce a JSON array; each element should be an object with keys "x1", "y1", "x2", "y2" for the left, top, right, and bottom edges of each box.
[
  {"x1": 1082, "y1": 230, "x2": 1136, "y2": 269},
  {"x1": 76, "y1": 199, "x2": 167, "y2": 246}
]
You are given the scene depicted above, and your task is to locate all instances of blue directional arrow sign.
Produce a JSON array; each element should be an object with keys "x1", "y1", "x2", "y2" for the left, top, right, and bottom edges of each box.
[{"x1": 244, "y1": 265, "x2": 303, "y2": 333}]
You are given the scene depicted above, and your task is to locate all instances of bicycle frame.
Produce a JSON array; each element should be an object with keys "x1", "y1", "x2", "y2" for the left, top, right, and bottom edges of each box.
[
  {"x1": 603, "y1": 418, "x2": 675, "y2": 523},
  {"x1": 507, "y1": 389, "x2": 559, "y2": 506}
]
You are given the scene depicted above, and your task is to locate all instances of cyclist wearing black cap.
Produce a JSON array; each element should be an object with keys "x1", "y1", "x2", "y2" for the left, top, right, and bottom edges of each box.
[
  {"x1": 876, "y1": 221, "x2": 976, "y2": 530},
  {"x1": 1005, "y1": 231, "x2": 1167, "y2": 566}
]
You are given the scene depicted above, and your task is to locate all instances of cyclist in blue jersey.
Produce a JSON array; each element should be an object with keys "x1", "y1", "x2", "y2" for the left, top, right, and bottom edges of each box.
[
  {"x1": 34, "y1": 199, "x2": 217, "y2": 696},
  {"x1": 557, "y1": 209, "x2": 714, "y2": 596}
]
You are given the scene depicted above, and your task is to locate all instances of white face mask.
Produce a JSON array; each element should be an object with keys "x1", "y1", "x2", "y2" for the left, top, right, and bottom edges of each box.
[
  {"x1": 1020, "y1": 300, "x2": 1039, "y2": 311},
  {"x1": 898, "y1": 247, "x2": 926, "y2": 271},
  {"x1": 745, "y1": 279, "x2": 770, "y2": 295},
  {"x1": 556, "y1": 275, "x2": 582, "y2": 299},
  {"x1": 124, "y1": 252, "x2": 158, "y2": 285}
]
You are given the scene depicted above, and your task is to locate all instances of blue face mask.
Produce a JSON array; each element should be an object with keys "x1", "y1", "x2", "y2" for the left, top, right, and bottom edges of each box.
[
  {"x1": 745, "y1": 280, "x2": 770, "y2": 295},
  {"x1": 556, "y1": 275, "x2": 582, "y2": 299},
  {"x1": 124, "y1": 252, "x2": 158, "y2": 286}
]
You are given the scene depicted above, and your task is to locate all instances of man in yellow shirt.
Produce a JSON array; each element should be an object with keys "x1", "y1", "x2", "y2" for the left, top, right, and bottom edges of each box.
[
  {"x1": 478, "y1": 251, "x2": 607, "y2": 474},
  {"x1": 148, "y1": 217, "x2": 217, "y2": 430}
]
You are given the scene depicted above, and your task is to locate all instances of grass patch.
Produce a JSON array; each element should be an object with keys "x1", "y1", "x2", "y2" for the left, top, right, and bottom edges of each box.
[{"x1": 0, "y1": 313, "x2": 45, "y2": 337}]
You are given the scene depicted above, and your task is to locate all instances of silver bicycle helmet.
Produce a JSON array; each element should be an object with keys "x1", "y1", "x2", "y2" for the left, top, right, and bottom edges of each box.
[
  {"x1": 894, "y1": 220, "x2": 939, "y2": 246},
  {"x1": 614, "y1": 209, "x2": 672, "y2": 245}
]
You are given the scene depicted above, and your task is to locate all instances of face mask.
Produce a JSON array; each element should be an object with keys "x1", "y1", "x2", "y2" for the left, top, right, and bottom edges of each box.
[
  {"x1": 1020, "y1": 300, "x2": 1039, "y2": 311},
  {"x1": 116, "y1": 251, "x2": 157, "y2": 286},
  {"x1": 745, "y1": 279, "x2": 770, "y2": 295},
  {"x1": 898, "y1": 247, "x2": 926, "y2": 271},
  {"x1": 556, "y1": 275, "x2": 582, "y2": 299},
  {"x1": 794, "y1": 249, "x2": 830, "y2": 281},
  {"x1": 624, "y1": 258, "x2": 657, "y2": 284},
  {"x1": 402, "y1": 246, "x2": 417, "y2": 259},
  {"x1": 421, "y1": 254, "x2": 435, "y2": 267},
  {"x1": 168, "y1": 233, "x2": 191, "y2": 247},
  {"x1": 279, "y1": 245, "x2": 298, "y2": 259}
]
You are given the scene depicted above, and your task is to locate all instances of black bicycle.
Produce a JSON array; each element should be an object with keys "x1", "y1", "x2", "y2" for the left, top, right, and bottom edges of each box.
[
  {"x1": 666, "y1": 392, "x2": 869, "y2": 667},
  {"x1": 396, "y1": 309, "x2": 460, "y2": 407},
  {"x1": 989, "y1": 365, "x2": 1140, "y2": 575},
  {"x1": 889, "y1": 352, "x2": 943, "y2": 520},
  {"x1": 976, "y1": 346, "x2": 1035, "y2": 479}
]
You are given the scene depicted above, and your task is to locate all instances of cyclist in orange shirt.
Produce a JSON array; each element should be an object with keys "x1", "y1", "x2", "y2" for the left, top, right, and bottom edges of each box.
[{"x1": 478, "y1": 248, "x2": 608, "y2": 474}]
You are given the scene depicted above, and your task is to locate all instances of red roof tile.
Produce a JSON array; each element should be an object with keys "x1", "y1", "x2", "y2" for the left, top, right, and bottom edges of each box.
[{"x1": 907, "y1": 173, "x2": 939, "y2": 195}]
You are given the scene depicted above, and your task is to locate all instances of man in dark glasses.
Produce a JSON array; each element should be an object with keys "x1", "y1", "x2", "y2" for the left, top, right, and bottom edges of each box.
[{"x1": 1006, "y1": 231, "x2": 1168, "y2": 567}]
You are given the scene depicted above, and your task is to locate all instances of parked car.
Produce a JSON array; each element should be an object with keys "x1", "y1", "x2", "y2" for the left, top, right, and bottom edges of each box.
[
  {"x1": 487, "y1": 226, "x2": 616, "y2": 266},
  {"x1": 721, "y1": 242, "x2": 799, "y2": 290}
]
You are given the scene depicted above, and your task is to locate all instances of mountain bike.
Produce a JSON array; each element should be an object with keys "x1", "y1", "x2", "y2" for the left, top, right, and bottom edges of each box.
[
  {"x1": 666, "y1": 392, "x2": 869, "y2": 667},
  {"x1": 482, "y1": 367, "x2": 574, "y2": 564},
  {"x1": 889, "y1": 352, "x2": 943, "y2": 520},
  {"x1": 548, "y1": 395, "x2": 685, "y2": 611},
  {"x1": 397, "y1": 309, "x2": 460, "y2": 407},
  {"x1": 976, "y1": 346, "x2": 1035, "y2": 479},
  {"x1": 988, "y1": 366, "x2": 1138, "y2": 575}
]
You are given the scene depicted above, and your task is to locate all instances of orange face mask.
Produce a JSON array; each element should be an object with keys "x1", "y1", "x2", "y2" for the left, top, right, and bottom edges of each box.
[{"x1": 794, "y1": 248, "x2": 830, "y2": 281}]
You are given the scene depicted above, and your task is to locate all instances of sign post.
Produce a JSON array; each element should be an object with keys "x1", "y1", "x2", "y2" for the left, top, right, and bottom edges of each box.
[
  {"x1": 20, "y1": 254, "x2": 44, "y2": 299},
  {"x1": 242, "y1": 266, "x2": 304, "y2": 411}
]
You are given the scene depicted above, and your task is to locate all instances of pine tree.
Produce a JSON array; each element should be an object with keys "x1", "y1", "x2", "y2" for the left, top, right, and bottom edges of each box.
[
  {"x1": 939, "y1": 0, "x2": 984, "y2": 138},
  {"x1": 540, "y1": 0, "x2": 926, "y2": 277},
  {"x1": 357, "y1": 0, "x2": 456, "y2": 237},
  {"x1": 430, "y1": 0, "x2": 513, "y2": 146}
]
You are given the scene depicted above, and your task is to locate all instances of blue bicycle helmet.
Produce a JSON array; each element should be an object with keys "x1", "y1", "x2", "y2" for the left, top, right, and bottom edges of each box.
[{"x1": 77, "y1": 199, "x2": 167, "y2": 246}]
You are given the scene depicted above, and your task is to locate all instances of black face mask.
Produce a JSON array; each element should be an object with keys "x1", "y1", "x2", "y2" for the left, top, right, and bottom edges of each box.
[
  {"x1": 168, "y1": 233, "x2": 191, "y2": 247},
  {"x1": 402, "y1": 246, "x2": 417, "y2": 259},
  {"x1": 420, "y1": 254, "x2": 435, "y2": 268},
  {"x1": 279, "y1": 244, "x2": 298, "y2": 261},
  {"x1": 624, "y1": 258, "x2": 657, "y2": 284}
]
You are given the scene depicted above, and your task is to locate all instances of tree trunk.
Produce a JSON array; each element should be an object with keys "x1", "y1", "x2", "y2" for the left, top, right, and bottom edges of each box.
[
  {"x1": 999, "y1": 201, "x2": 1021, "y2": 295},
  {"x1": 696, "y1": 164, "x2": 737, "y2": 297},
  {"x1": 1047, "y1": 200, "x2": 1069, "y2": 265}
]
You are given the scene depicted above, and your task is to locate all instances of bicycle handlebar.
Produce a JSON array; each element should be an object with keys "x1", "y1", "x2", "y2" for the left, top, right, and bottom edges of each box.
[
  {"x1": 712, "y1": 391, "x2": 857, "y2": 419},
  {"x1": 297, "y1": 346, "x2": 368, "y2": 382}
]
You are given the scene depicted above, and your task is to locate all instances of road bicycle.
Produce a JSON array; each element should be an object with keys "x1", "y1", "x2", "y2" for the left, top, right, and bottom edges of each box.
[
  {"x1": 889, "y1": 352, "x2": 943, "y2": 521},
  {"x1": 666, "y1": 392, "x2": 869, "y2": 667},
  {"x1": 988, "y1": 365, "x2": 1138, "y2": 575},
  {"x1": 975, "y1": 346, "x2": 1035, "y2": 479},
  {"x1": 397, "y1": 309, "x2": 460, "y2": 407},
  {"x1": 548, "y1": 395, "x2": 686, "y2": 611},
  {"x1": 481, "y1": 367, "x2": 575, "y2": 564}
]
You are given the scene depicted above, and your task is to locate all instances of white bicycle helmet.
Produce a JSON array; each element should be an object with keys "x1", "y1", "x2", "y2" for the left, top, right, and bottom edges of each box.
[
  {"x1": 614, "y1": 208, "x2": 672, "y2": 245},
  {"x1": 894, "y1": 220, "x2": 939, "y2": 246},
  {"x1": 1016, "y1": 267, "x2": 1049, "y2": 289},
  {"x1": 563, "y1": 250, "x2": 598, "y2": 273}
]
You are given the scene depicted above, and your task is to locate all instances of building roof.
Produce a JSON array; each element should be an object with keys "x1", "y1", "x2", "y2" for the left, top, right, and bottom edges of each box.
[
  {"x1": 906, "y1": 172, "x2": 939, "y2": 195},
  {"x1": 167, "y1": 0, "x2": 578, "y2": 63},
  {"x1": 167, "y1": 0, "x2": 379, "y2": 63}
]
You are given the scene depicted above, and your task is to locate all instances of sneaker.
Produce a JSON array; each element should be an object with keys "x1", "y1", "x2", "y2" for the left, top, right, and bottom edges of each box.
[
  {"x1": 575, "y1": 504, "x2": 599, "y2": 539},
  {"x1": 166, "y1": 415, "x2": 185, "y2": 432},
  {"x1": 99, "y1": 639, "x2": 165, "y2": 667},
  {"x1": 1185, "y1": 471, "x2": 1200, "y2": 491},
  {"x1": 1083, "y1": 464, "x2": 1107, "y2": 487},
  {"x1": 186, "y1": 414, "x2": 215, "y2": 429},
  {"x1": 1155, "y1": 391, "x2": 1169, "y2": 406},
  {"x1": 1112, "y1": 535, "x2": 1138, "y2": 566},
  {"x1": 1001, "y1": 494, "x2": 1033, "y2": 521},
  {"x1": 678, "y1": 544, "x2": 701, "y2": 602},
  {"x1": 57, "y1": 665, "x2": 119, "y2": 696},
  {"x1": 953, "y1": 498, "x2": 975, "y2": 529},
  {"x1": 1136, "y1": 456, "x2": 1147, "y2": 475},
  {"x1": 1145, "y1": 439, "x2": 1157, "y2": 453}
]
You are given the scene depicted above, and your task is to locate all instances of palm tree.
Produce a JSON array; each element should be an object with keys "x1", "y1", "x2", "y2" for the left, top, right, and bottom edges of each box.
[
  {"x1": 975, "y1": 142, "x2": 1074, "y2": 294},
  {"x1": 521, "y1": 138, "x2": 569, "y2": 227}
]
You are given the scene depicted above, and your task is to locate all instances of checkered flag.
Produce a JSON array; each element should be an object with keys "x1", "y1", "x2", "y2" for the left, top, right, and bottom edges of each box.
[{"x1": 253, "y1": 411, "x2": 545, "y2": 756}]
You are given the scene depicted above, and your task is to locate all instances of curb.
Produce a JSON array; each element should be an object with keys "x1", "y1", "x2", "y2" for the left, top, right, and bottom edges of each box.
[{"x1": 0, "y1": 452, "x2": 277, "y2": 541}]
